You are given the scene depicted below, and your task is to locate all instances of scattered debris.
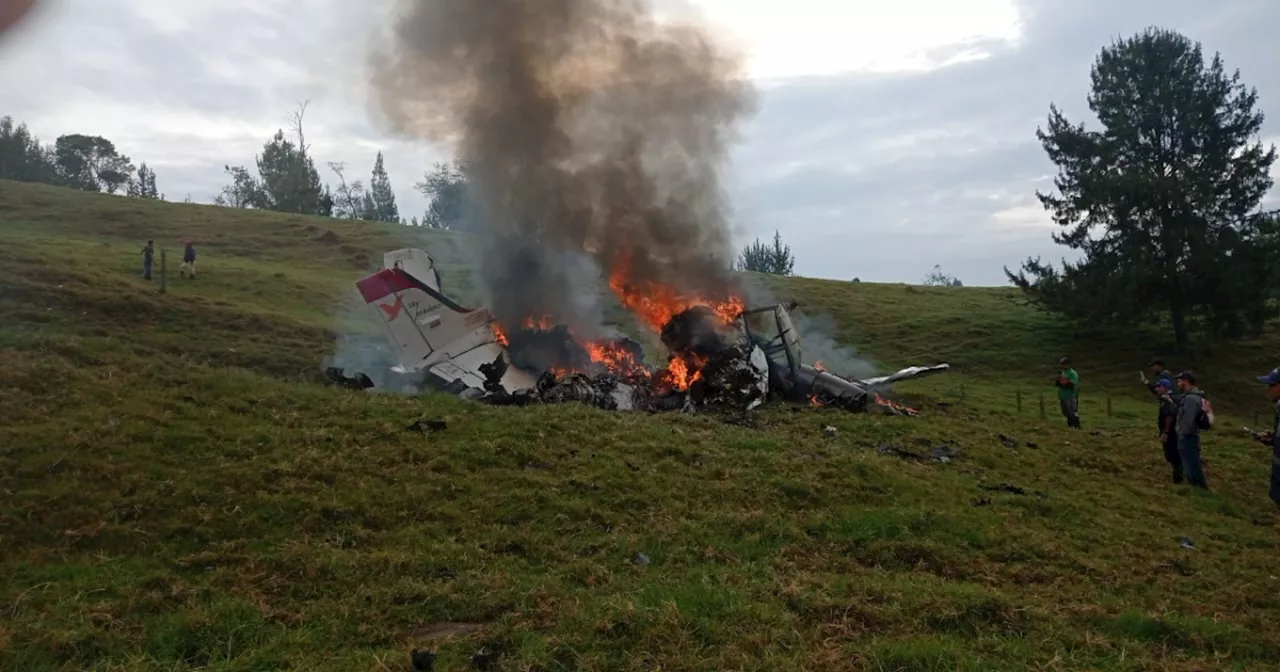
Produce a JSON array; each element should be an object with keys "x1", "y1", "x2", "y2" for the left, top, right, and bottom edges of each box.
[
  {"x1": 979, "y1": 483, "x2": 1029, "y2": 496},
  {"x1": 411, "y1": 649, "x2": 436, "y2": 671},
  {"x1": 874, "y1": 443, "x2": 961, "y2": 463},
  {"x1": 1178, "y1": 535, "x2": 1196, "y2": 550},
  {"x1": 470, "y1": 643, "x2": 503, "y2": 671},
  {"x1": 631, "y1": 552, "x2": 651, "y2": 566},
  {"x1": 998, "y1": 434, "x2": 1018, "y2": 449},
  {"x1": 1025, "y1": 441, "x2": 1039, "y2": 449},
  {"x1": 324, "y1": 367, "x2": 374, "y2": 390},
  {"x1": 408, "y1": 418, "x2": 448, "y2": 433},
  {"x1": 1156, "y1": 559, "x2": 1197, "y2": 576},
  {"x1": 823, "y1": 425, "x2": 838, "y2": 437},
  {"x1": 972, "y1": 497, "x2": 993, "y2": 507}
]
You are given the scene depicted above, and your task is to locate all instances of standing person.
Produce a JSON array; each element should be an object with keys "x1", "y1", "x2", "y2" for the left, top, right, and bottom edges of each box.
[
  {"x1": 1250, "y1": 367, "x2": 1280, "y2": 507},
  {"x1": 180, "y1": 240, "x2": 196, "y2": 278},
  {"x1": 141, "y1": 240, "x2": 154, "y2": 280},
  {"x1": 1154, "y1": 378, "x2": 1183, "y2": 484},
  {"x1": 1174, "y1": 371, "x2": 1209, "y2": 489},
  {"x1": 1055, "y1": 356, "x2": 1081, "y2": 428},
  {"x1": 1141, "y1": 358, "x2": 1173, "y2": 397}
]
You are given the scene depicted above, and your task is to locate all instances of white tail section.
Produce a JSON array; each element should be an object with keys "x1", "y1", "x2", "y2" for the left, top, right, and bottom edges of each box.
[{"x1": 356, "y1": 257, "x2": 535, "y2": 393}]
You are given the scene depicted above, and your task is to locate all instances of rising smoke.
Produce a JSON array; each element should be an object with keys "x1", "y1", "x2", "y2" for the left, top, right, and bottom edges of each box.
[{"x1": 368, "y1": 0, "x2": 756, "y2": 331}]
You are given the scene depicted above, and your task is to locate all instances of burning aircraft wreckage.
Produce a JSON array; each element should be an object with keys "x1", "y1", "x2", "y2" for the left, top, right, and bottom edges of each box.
[{"x1": 333, "y1": 248, "x2": 949, "y2": 417}]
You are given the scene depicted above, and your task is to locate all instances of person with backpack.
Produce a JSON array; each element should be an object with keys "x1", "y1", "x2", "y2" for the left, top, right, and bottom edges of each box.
[
  {"x1": 1154, "y1": 377, "x2": 1183, "y2": 484},
  {"x1": 1174, "y1": 371, "x2": 1213, "y2": 489},
  {"x1": 1250, "y1": 367, "x2": 1280, "y2": 507}
]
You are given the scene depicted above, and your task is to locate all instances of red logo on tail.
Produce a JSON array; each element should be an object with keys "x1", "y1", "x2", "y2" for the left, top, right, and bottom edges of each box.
[{"x1": 378, "y1": 295, "x2": 404, "y2": 320}]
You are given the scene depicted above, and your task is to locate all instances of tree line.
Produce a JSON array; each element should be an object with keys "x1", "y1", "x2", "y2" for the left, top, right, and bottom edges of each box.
[
  {"x1": 0, "y1": 116, "x2": 160, "y2": 198},
  {"x1": 0, "y1": 102, "x2": 471, "y2": 227}
]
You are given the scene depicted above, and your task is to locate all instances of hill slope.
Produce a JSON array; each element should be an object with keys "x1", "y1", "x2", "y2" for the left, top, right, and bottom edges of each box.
[{"x1": 3, "y1": 180, "x2": 1280, "y2": 671}]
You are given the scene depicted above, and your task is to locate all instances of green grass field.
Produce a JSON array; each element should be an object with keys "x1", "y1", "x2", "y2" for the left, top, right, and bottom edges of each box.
[{"x1": 3, "y1": 179, "x2": 1280, "y2": 671}]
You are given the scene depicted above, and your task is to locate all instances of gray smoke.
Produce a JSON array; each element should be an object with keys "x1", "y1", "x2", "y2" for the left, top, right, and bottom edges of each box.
[
  {"x1": 368, "y1": 0, "x2": 755, "y2": 331},
  {"x1": 740, "y1": 276, "x2": 879, "y2": 381}
]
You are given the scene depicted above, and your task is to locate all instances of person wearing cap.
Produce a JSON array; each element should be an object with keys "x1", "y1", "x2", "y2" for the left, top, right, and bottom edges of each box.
[
  {"x1": 1174, "y1": 371, "x2": 1208, "y2": 489},
  {"x1": 1054, "y1": 356, "x2": 1080, "y2": 428},
  {"x1": 1141, "y1": 358, "x2": 1174, "y2": 397},
  {"x1": 1250, "y1": 367, "x2": 1280, "y2": 507},
  {"x1": 1154, "y1": 377, "x2": 1183, "y2": 484}
]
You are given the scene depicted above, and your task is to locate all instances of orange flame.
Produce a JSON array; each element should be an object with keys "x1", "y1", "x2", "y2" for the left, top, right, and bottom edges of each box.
[
  {"x1": 607, "y1": 255, "x2": 744, "y2": 332},
  {"x1": 814, "y1": 360, "x2": 826, "y2": 371},
  {"x1": 872, "y1": 393, "x2": 918, "y2": 416},
  {"x1": 491, "y1": 322, "x2": 509, "y2": 346},
  {"x1": 809, "y1": 394, "x2": 824, "y2": 407}
]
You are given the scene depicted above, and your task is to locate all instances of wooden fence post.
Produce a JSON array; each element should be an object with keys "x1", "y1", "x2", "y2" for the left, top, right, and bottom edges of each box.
[
  {"x1": 1039, "y1": 393, "x2": 1046, "y2": 419},
  {"x1": 159, "y1": 249, "x2": 167, "y2": 294}
]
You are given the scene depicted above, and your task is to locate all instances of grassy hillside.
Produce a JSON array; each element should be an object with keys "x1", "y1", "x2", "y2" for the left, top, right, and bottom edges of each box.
[{"x1": 3, "y1": 179, "x2": 1280, "y2": 671}]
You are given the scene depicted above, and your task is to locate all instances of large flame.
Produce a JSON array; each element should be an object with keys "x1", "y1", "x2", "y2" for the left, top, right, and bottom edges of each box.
[{"x1": 607, "y1": 256, "x2": 743, "y2": 331}]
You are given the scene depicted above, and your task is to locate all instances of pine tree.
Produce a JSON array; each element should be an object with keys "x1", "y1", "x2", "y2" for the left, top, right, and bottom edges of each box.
[
  {"x1": 737, "y1": 230, "x2": 795, "y2": 275},
  {"x1": 364, "y1": 151, "x2": 400, "y2": 222},
  {"x1": 1006, "y1": 27, "x2": 1278, "y2": 347},
  {"x1": 128, "y1": 163, "x2": 159, "y2": 199}
]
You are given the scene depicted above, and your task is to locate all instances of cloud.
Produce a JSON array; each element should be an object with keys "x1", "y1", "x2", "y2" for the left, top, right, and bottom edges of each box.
[{"x1": 1, "y1": 0, "x2": 1277, "y2": 285}]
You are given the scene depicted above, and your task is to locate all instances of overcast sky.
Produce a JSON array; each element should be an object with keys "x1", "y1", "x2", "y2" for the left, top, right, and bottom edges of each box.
[{"x1": 2, "y1": 0, "x2": 1278, "y2": 285}]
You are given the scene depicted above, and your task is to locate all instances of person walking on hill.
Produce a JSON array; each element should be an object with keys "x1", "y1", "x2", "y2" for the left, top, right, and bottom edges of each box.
[
  {"x1": 1175, "y1": 371, "x2": 1210, "y2": 489},
  {"x1": 1154, "y1": 377, "x2": 1183, "y2": 484},
  {"x1": 1250, "y1": 367, "x2": 1280, "y2": 508},
  {"x1": 141, "y1": 240, "x2": 154, "y2": 280},
  {"x1": 180, "y1": 241, "x2": 196, "y2": 278},
  {"x1": 1055, "y1": 356, "x2": 1080, "y2": 428}
]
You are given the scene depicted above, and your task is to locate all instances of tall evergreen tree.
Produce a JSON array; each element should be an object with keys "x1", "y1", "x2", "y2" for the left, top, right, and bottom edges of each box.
[
  {"x1": 363, "y1": 151, "x2": 400, "y2": 222},
  {"x1": 0, "y1": 116, "x2": 56, "y2": 183},
  {"x1": 1006, "y1": 28, "x2": 1277, "y2": 348},
  {"x1": 254, "y1": 130, "x2": 325, "y2": 214},
  {"x1": 737, "y1": 230, "x2": 795, "y2": 275},
  {"x1": 127, "y1": 162, "x2": 160, "y2": 199}
]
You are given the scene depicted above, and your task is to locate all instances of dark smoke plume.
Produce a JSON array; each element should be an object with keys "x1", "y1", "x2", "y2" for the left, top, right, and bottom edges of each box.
[{"x1": 369, "y1": 0, "x2": 755, "y2": 330}]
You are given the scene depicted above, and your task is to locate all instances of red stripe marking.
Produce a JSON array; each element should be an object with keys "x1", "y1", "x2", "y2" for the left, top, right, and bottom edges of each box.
[{"x1": 356, "y1": 268, "x2": 419, "y2": 303}]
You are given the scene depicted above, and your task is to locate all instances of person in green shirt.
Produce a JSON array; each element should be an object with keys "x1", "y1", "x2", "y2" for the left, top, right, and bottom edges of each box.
[{"x1": 1055, "y1": 356, "x2": 1080, "y2": 428}]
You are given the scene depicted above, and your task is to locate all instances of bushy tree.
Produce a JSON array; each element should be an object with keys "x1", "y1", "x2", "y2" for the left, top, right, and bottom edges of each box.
[
  {"x1": 52, "y1": 134, "x2": 135, "y2": 193},
  {"x1": 213, "y1": 103, "x2": 330, "y2": 215},
  {"x1": 415, "y1": 159, "x2": 472, "y2": 229},
  {"x1": 1006, "y1": 28, "x2": 1278, "y2": 348},
  {"x1": 737, "y1": 230, "x2": 795, "y2": 275},
  {"x1": 127, "y1": 162, "x2": 160, "y2": 199},
  {"x1": 923, "y1": 265, "x2": 963, "y2": 287}
]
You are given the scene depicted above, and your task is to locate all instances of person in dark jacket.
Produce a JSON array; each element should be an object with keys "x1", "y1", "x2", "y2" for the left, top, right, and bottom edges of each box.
[
  {"x1": 141, "y1": 240, "x2": 154, "y2": 280},
  {"x1": 1155, "y1": 378, "x2": 1183, "y2": 484},
  {"x1": 1251, "y1": 367, "x2": 1280, "y2": 507},
  {"x1": 180, "y1": 241, "x2": 196, "y2": 278},
  {"x1": 1174, "y1": 371, "x2": 1208, "y2": 489},
  {"x1": 1141, "y1": 358, "x2": 1174, "y2": 397}
]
